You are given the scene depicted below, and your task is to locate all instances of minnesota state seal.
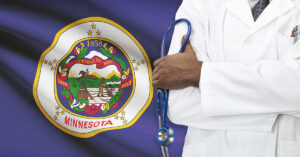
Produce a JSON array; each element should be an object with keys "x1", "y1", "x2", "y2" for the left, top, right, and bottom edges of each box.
[{"x1": 33, "y1": 17, "x2": 153, "y2": 137}]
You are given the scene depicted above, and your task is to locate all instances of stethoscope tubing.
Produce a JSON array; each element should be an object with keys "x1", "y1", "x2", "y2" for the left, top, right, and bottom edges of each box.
[{"x1": 156, "y1": 18, "x2": 192, "y2": 155}]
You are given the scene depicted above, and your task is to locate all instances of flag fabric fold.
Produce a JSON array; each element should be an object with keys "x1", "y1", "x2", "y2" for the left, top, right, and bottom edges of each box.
[{"x1": 0, "y1": 0, "x2": 187, "y2": 157}]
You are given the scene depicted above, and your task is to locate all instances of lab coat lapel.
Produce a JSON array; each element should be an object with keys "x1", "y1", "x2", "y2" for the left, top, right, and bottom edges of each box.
[
  {"x1": 225, "y1": 0, "x2": 295, "y2": 31},
  {"x1": 253, "y1": 0, "x2": 295, "y2": 31},
  {"x1": 225, "y1": 0, "x2": 255, "y2": 27},
  {"x1": 207, "y1": 0, "x2": 227, "y2": 61}
]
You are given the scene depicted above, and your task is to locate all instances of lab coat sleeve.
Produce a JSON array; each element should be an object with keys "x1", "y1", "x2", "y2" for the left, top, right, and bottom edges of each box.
[
  {"x1": 200, "y1": 42, "x2": 300, "y2": 116},
  {"x1": 167, "y1": 0, "x2": 282, "y2": 130},
  {"x1": 167, "y1": 0, "x2": 210, "y2": 125},
  {"x1": 167, "y1": 0, "x2": 209, "y2": 60}
]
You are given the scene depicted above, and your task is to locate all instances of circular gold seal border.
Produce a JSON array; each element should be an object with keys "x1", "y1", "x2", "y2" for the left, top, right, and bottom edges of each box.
[
  {"x1": 54, "y1": 37, "x2": 136, "y2": 119},
  {"x1": 33, "y1": 17, "x2": 153, "y2": 138}
]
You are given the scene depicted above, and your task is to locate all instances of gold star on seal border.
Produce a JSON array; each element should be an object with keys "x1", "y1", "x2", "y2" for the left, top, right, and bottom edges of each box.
[
  {"x1": 96, "y1": 29, "x2": 101, "y2": 36},
  {"x1": 91, "y1": 23, "x2": 96, "y2": 29},
  {"x1": 87, "y1": 30, "x2": 92, "y2": 36}
]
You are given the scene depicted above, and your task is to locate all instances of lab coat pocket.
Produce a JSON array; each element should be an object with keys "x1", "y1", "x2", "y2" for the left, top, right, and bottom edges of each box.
[
  {"x1": 278, "y1": 141, "x2": 300, "y2": 157},
  {"x1": 277, "y1": 32, "x2": 295, "y2": 59}
]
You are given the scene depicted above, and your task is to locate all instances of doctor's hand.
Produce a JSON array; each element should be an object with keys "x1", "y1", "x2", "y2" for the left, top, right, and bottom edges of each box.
[{"x1": 152, "y1": 35, "x2": 202, "y2": 90}]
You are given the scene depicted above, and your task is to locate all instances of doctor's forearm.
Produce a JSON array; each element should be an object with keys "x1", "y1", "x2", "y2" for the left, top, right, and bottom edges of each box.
[
  {"x1": 153, "y1": 36, "x2": 203, "y2": 89},
  {"x1": 199, "y1": 56, "x2": 300, "y2": 116}
]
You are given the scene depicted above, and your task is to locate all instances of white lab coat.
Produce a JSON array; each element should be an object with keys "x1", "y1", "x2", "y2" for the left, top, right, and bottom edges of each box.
[{"x1": 167, "y1": 0, "x2": 300, "y2": 156}]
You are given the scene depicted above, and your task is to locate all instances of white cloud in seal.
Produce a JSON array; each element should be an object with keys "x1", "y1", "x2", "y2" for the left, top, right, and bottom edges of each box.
[{"x1": 85, "y1": 50, "x2": 108, "y2": 60}]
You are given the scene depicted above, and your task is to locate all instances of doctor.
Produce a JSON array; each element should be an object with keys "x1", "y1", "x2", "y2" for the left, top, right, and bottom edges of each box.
[{"x1": 153, "y1": 0, "x2": 300, "y2": 157}]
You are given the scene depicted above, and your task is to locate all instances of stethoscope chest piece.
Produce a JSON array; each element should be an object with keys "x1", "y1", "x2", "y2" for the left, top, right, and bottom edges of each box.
[{"x1": 157, "y1": 127, "x2": 175, "y2": 146}]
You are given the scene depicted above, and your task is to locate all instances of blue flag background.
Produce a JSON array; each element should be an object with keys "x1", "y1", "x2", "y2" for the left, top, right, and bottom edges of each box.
[{"x1": 0, "y1": 0, "x2": 187, "y2": 156}]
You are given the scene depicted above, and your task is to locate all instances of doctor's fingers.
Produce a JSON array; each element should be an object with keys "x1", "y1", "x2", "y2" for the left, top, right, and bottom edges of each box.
[
  {"x1": 152, "y1": 80, "x2": 160, "y2": 89},
  {"x1": 181, "y1": 35, "x2": 187, "y2": 45},
  {"x1": 152, "y1": 69, "x2": 162, "y2": 88},
  {"x1": 153, "y1": 64, "x2": 168, "y2": 87},
  {"x1": 152, "y1": 68, "x2": 160, "y2": 81},
  {"x1": 152, "y1": 71, "x2": 166, "y2": 89},
  {"x1": 152, "y1": 76, "x2": 161, "y2": 89},
  {"x1": 153, "y1": 80, "x2": 165, "y2": 89},
  {"x1": 153, "y1": 62, "x2": 164, "y2": 81},
  {"x1": 153, "y1": 57, "x2": 164, "y2": 67},
  {"x1": 153, "y1": 56, "x2": 172, "y2": 75},
  {"x1": 153, "y1": 66, "x2": 160, "y2": 78},
  {"x1": 181, "y1": 35, "x2": 193, "y2": 53},
  {"x1": 153, "y1": 36, "x2": 194, "y2": 68}
]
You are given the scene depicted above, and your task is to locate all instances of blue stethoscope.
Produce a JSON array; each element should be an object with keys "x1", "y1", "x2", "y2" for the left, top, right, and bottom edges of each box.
[{"x1": 156, "y1": 18, "x2": 191, "y2": 157}]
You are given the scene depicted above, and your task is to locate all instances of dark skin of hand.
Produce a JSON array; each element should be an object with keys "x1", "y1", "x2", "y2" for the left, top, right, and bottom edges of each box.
[{"x1": 153, "y1": 35, "x2": 203, "y2": 89}]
